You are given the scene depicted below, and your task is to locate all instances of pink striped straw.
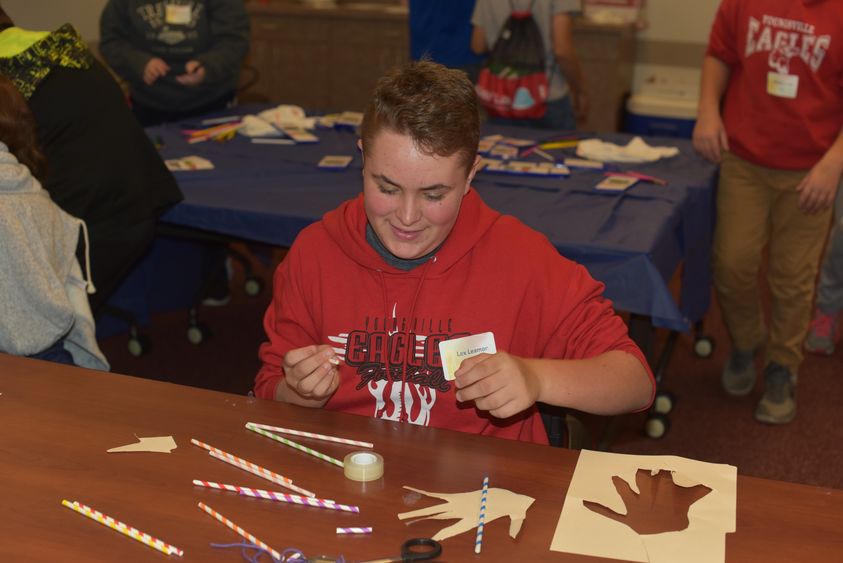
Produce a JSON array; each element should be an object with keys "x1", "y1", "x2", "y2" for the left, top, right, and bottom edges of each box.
[
  {"x1": 336, "y1": 527, "x2": 373, "y2": 535},
  {"x1": 207, "y1": 450, "x2": 316, "y2": 498},
  {"x1": 248, "y1": 422, "x2": 374, "y2": 449},
  {"x1": 237, "y1": 487, "x2": 360, "y2": 513},
  {"x1": 197, "y1": 502, "x2": 281, "y2": 561}
]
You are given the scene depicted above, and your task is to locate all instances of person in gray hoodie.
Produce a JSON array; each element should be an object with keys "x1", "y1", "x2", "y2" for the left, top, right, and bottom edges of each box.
[
  {"x1": 100, "y1": 0, "x2": 250, "y2": 126},
  {"x1": 0, "y1": 75, "x2": 108, "y2": 370}
]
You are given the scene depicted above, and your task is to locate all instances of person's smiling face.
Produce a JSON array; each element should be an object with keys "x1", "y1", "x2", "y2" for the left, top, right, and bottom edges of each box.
[{"x1": 361, "y1": 129, "x2": 479, "y2": 260}]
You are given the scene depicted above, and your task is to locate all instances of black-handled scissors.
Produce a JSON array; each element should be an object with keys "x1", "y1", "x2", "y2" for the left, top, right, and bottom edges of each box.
[{"x1": 359, "y1": 537, "x2": 442, "y2": 563}]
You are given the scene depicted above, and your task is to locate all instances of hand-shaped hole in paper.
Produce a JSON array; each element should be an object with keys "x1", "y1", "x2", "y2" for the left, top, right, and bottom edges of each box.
[
  {"x1": 583, "y1": 469, "x2": 712, "y2": 535},
  {"x1": 397, "y1": 485, "x2": 535, "y2": 541}
]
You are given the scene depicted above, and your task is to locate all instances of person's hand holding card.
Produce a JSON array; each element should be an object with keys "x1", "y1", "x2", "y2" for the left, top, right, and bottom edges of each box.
[
  {"x1": 280, "y1": 344, "x2": 340, "y2": 406},
  {"x1": 454, "y1": 351, "x2": 542, "y2": 419},
  {"x1": 440, "y1": 332, "x2": 541, "y2": 419}
]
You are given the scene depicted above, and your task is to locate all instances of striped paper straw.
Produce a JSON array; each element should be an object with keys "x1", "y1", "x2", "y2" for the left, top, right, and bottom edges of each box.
[
  {"x1": 248, "y1": 422, "x2": 374, "y2": 449},
  {"x1": 197, "y1": 502, "x2": 281, "y2": 561},
  {"x1": 237, "y1": 487, "x2": 360, "y2": 513},
  {"x1": 191, "y1": 438, "x2": 292, "y2": 483},
  {"x1": 207, "y1": 450, "x2": 316, "y2": 498},
  {"x1": 336, "y1": 527, "x2": 373, "y2": 535},
  {"x1": 475, "y1": 476, "x2": 490, "y2": 554},
  {"x1": 245, "y1": 423, "x2": 344, "y2": 468},
  {"x1": 190, "y1": 438, "x2": 307, "y2": 492},
  {"x1": 62, "y1": 500, "x2": 183, "y2": 556}
]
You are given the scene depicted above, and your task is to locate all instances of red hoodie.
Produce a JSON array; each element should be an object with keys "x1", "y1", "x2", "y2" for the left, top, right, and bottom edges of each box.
[
  {"x1": 256, "y1": 189, "x2": 653, "y2": 444},
  {"x1": 707, "y1": 0, "x2": 843, "y2": 169}
]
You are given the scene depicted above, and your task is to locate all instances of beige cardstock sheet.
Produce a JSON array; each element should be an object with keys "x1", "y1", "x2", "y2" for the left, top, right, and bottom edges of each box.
[
  {"x1": 107, "y1": 436, "x2": 178, "y2": 454},
  {"x1": 397, "y1": 485, "x2": 535, "y2": 542},
  {"x1": 551, "y1": 450, "x2": 737, "y2": 563}
]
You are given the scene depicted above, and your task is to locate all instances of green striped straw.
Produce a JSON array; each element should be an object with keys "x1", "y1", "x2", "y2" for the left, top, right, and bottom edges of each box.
[{"x1": 245, "y1": 423, "x2": 344, "y2": 468}]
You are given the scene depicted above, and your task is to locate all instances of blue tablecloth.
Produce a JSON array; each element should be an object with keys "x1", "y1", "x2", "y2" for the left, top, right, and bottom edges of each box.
[{"x1": 149, "y1": 110, "x2": 716, "y2": 332}]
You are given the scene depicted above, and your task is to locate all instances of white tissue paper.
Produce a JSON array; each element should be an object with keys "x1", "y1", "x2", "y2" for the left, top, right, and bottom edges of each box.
[
  {"x1": 238, "y1": 105, "x2": 317, "y2": 137},
  {"x1": 577, "y1": 137, "x2": 679, "y2": 163}
]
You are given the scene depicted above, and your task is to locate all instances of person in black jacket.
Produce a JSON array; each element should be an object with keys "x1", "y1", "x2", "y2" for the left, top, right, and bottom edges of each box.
[
  {"x1": 100, "y1": 0, "x2": 249, "y2": 126},
  {"x1": 0, "y1": 11, "x2": 183, "y2": 312}
]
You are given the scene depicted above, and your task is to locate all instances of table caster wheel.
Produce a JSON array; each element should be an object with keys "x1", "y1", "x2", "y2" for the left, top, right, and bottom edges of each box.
[
  {"x1": 645, "y1": 413, "x2": 670, "y2": 439},
  {"x1": 653, "y1": 391, "x2": 675, "y2": 415},
  {"x1": 694, "y1": 336, "x2": 715, "y2": 358},
  {"x1": 187, "y1": 323, "x2": 209, "y2": 345},
  {"x1": 127, "y1": 334, "x2": 150, "y2": 357},
  {"x1": 244, "y1": 276, "x2": 263, "y2": 297}
]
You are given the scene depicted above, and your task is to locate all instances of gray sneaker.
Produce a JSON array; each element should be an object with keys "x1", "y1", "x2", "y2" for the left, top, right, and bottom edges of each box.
[
  {"x1": 722, "y1": 348, "x2": 756, "y2": 396},
  {"x1": 754, "y1": 362, "x2": 797, "y2": 424}
]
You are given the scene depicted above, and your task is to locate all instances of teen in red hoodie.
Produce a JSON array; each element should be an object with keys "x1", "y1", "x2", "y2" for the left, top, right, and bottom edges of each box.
[{"x1": 256, "y1": 61, "x2": 654, "y2": 444}]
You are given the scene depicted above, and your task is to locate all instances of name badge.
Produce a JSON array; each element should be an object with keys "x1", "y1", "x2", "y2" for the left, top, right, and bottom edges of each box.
[
  {"x1": 767, "y1": 72, "x2": 799, "y2": 99},
  {"x1": 165, "y1": 4, "x2": 192, "y2": 25}
]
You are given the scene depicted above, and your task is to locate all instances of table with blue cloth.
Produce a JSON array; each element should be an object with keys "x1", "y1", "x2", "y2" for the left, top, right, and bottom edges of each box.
[{"x1": 147, "y1": 114, "x2": 716, "y2": 334}]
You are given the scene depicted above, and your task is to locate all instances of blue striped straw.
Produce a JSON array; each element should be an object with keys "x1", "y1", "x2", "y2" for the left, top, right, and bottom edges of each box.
[{"x1": 475, "y1": 475, "x2": 490, "y2": 554}]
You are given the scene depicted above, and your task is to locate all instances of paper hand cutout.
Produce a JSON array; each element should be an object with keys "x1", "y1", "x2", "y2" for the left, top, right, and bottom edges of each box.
[
  {"x1": 583, "y1": 469, "x2": 712, "y2": 535},
  {"x1": 107, "y1": 436, "x2": 177, "y2": 454},
  {"x1": 397, "y1": 485, "x2": 535, "y2": 541}
]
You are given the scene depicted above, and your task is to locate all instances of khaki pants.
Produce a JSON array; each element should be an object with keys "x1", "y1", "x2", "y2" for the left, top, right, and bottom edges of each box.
[{"x1": 713, "y1": 152, "x2": 832, "y2": 375}]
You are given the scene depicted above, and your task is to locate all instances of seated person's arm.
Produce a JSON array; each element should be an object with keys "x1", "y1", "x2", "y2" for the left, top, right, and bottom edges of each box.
[
  {"x1": 255, "y1": 256, "x2": 339, "y2": 407},
  {"x1": 454, "y1": 261, "x2": 654, "y2": 419},
  {"x1": 193, "y1": 0, "x2": 250, "y2": 85},
  {"x1": 99, "y1": 0, "x2": 158, "y2": 83},
  {"x1": 454, "y1": 350, "x2": 652, "y2": 419}
]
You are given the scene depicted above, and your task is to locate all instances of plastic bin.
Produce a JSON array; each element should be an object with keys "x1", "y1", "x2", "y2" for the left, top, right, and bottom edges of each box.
[{"x1": 624, "y1": 94, "x2": 697, "y2": 139}]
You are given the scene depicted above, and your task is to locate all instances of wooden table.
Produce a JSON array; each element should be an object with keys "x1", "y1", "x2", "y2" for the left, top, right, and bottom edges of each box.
[{"x1": 1, "y1": 354, "x2": 841, "y2": 561}]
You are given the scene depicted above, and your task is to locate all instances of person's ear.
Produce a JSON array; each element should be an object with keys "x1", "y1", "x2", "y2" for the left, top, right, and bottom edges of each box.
[
  {"x1": 357, "y1": 138, "x2": 365, "y2": 175},
  {"x1": 464, "y1": 154, "x2": 482, "y2": 194}
]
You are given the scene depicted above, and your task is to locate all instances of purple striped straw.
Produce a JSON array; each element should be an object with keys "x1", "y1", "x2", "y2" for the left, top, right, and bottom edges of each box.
[
  {"x1": 237, "y1": 487, "x2": 360, "y2": 513},
  {"x1": 336, "y1": 527, "x2": 373, "y2": 535}
]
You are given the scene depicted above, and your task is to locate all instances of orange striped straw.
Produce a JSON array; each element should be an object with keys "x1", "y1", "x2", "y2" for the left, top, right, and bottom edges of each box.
[
  {"x1": 191, "y1": 438, "x2": 294, "y2": 483},
  {"x1": 197, "y1": 502, "x2": 280, "y2": 561},
  {"x1": 62, "y1": 500, "x2": 183, "y2": 556},
  {"x1": 207, "y1": 450, "x2": 316, "y2": 498}
]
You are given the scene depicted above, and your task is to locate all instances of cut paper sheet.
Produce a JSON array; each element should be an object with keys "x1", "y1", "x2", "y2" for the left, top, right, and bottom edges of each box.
[
  {"x1": 397, "y1": 485, "x2": 534, "y2": 542},
  {"x1": 551, "y1": 450, "x2": 737, "y2": 563},
  {"x1": 107, "y1": 436, "x2": 178, "y2": 454}
]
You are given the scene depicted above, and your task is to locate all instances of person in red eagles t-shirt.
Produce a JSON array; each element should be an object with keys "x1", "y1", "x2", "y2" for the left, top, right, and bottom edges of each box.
[
  {"x1": 693, "y1": 0, "x2": 843, "y2": 424},
  {"x1": 255, "y1": 61, "x2": 653, "y2": 444}
]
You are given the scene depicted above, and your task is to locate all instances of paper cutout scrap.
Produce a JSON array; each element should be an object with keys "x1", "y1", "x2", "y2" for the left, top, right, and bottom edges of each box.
[
  {"x1": 583, "y1": 469, "x2": 712, "y2": 535},
  {"x1": 107, "y1": 436, "x2": 178, "y2": 454},
  {"x1": 397, "y1": 485, "x2": 534, "y2": 542},
  {"x1": 551, "y1": 450, "x2": 736, "y2": 563}
]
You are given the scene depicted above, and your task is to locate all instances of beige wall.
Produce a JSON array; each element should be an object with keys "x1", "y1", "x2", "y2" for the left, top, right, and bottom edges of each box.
[
  {"x1": 639, "y1": 0, "x2": 719, "y2": 44},
  {"x1": 2, "y1": 0, "x2": 107, "y2": 41},
  {"x1": 632, "y1": 0, "x2": 721, "y2": 97}
]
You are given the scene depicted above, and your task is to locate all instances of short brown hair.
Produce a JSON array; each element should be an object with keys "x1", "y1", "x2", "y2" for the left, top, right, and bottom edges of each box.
[
  {"x1": 360, "y1": 61, "x2": 481, "y2": 173},
  {"x1": 0, "y1": 74, "x2": 46, "y2": 180}
]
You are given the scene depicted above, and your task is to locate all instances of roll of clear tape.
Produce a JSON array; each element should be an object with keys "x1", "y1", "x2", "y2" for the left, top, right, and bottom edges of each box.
[{"x1": 343, "y1": 451, "x2": 384, "y2": 482}]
